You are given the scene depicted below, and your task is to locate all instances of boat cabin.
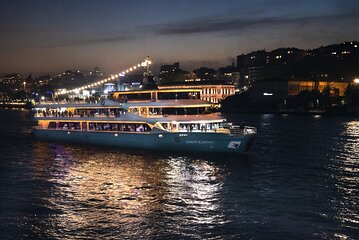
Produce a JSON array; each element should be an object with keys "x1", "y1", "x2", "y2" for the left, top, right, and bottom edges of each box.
[{"x1": 111, "y1": 89, "x2": 201, "y2": 102}]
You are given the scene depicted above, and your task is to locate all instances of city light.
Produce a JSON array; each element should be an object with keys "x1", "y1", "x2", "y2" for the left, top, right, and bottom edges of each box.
[
  {"x1": 354, "y1": 78, "x2": 359, "y2": 84},
  {"x1": 55, "y1": 58, "x2": 151, "y2": 95}
]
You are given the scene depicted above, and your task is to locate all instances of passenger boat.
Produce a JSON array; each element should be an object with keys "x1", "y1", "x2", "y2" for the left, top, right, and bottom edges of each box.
[{"x1": 33, "y1": 87, "x2": 256, "y2": 153}]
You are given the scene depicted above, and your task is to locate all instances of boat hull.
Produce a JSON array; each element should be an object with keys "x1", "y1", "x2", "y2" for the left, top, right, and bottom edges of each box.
[{"x1": 32, "y1": 129, "x2": 255, "y2": 153}]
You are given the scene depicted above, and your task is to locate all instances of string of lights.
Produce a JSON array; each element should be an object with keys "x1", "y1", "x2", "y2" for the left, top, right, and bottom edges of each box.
[{"x1": 55, "y1": 57, "x2": 152, "y2": 95}]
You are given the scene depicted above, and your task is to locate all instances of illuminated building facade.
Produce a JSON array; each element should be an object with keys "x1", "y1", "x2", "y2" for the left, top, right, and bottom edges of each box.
[
  {"x1": 251, "y1": 79, "x2": 349, "y2": 103},
  {"x1": 0, "y1": 73, "x2": 23, "y2": 89},
  {"x1": 158, "y1": 83, "x2": 235, "y2": 104}
]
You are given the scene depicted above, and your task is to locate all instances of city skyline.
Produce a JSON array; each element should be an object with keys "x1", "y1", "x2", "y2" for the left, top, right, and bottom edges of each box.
[{"x1": 1, "y1": 0, "x2": 359, "y2": 75}]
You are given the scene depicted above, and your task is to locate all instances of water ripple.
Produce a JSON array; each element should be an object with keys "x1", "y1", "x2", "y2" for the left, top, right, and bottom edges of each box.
[{"x1": 1, "y1": 111, "x2": 359, "y2": 239}]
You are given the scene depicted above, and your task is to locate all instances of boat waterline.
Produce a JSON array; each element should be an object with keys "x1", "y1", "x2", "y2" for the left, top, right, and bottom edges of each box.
[{"x1": 33, "y1": 129, "x2": 256, "y2": 153}]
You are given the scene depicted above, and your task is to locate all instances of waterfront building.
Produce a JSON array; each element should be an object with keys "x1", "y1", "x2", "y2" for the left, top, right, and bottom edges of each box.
[
  {"x1": 251, "y1": 78, "x2": 349, "y2": 103},
  {"x1": 90, "y1": 67, "x2": 103, "y2": 78},
  {"x1": 268, "y1": 48, "x2": 306, "y2": 64},
  {"x1": 34, "y1": 75, "x2": 52, "y2": 87},
  {"x1": 158, "y1": 82, "x2": 235, "y2": 104},
  {"x1": 193, "y1": 67, "x2": 217, "y2": 81},
  {"x1": 217, "y1": 64, "x2": 240, "y2": 86},
  {"x1": 158, "y1": 63, "x2": 190, "y2": 83},
  {"x1": 237, "y1": 50, "x2": 267, "y2": 69},
  {"x1": 0, "y1": 73, "x2": 23, "y2": 89},
  {"x1": 236, "y1": 41, "x2": 359, "y2": 90}
]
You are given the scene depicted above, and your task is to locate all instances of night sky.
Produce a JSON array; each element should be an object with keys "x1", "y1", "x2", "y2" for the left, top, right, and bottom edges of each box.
[{"x1": 1, "y1": 0, "x2": 358, "y2": 75}]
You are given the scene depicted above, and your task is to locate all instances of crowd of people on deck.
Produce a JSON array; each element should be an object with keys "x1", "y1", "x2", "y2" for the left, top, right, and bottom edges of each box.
[
  {"x1": 88, "y1": 122, "x2": 150, "y2": 132},
  {"x1": 37, "y1": 108, "x2": 124, "y2": 118},
  {"x1": 47, "y1": 121, "x2": 151, "y2": 132},
  {"x1": 161, "y1": 122, "x2": 223, "y2": 132}
]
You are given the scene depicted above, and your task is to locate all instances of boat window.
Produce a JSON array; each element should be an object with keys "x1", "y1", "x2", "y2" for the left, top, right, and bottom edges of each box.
[
  {"x1": 161, "y1": 122, "x2": 225, "y2": 132},
  {"x1": 161, "y1": 123, "x2": 169, "y2": 130},
  {"x1": 161, "y1": 107, "x2": 205, "y2": 115},
  {"x1": 129, "y1": 108, "x2": 139, "y2": 114},
  {"x1": 58, "y1": 122, "x2": 81, "y2": 130},
  {"x1": 117, "y1": 93, "x2": 151, "y2": 101},
  {"x1": 88, "y1": 122, "x2": 151, "y2": 132},
  {"x1": 149, "y1": 107, "x2": 162, "y2": 115},
  {"x1": 140, "y1": 107, "x2": 148, "y2": 115},
  {"x1": 146, "y1": 107, "x2": 207, "y2": 115},
  {"x1": 48, "y1": 122, "x2": 57, "y2": 129}
]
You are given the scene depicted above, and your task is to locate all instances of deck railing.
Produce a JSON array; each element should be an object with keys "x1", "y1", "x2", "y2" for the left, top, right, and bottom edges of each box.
[
  {"x1": 34, "y1": 113, "x2": 121, "y2": 118},
  {"x1": 38, "y1": 99, "x2": 90, "y2": 105}
]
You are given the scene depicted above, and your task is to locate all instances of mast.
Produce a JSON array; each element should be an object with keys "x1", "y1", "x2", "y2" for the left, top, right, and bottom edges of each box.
[{"x1": 142, "y1": 56, "x2": 152, "y2": 83}]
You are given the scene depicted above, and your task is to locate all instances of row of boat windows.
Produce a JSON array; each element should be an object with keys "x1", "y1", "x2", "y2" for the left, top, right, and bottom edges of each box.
[
  {"x1": 37, "y1": 107, "x2": 211, "y2": 117},
  {"x1": 36, "y1": 108, "x2": 124, "y2": 118},
  {"x1": 130, "y1": 107, "x2": 210, "y2": 115},
  {"x1": 88, "y1": 123, "x2": 151, "y2": 132},
  {"x1": 157, "y1": 92, "x2": 200, "y2": 100},
  {"x1": 48, "y1": 122, "x2": 80, "y2": 130},
  {"x1": 161, "y1": 122, "x2": 224, "y2": 132},
  {"x1": 47, "y1": 121, "x2": 151, "y2": 132},
  {"x1": 115, "y1": 92, "x2": 200, "y2": 102},
  {"x1": 73, "y1": 108, "x2": 124, "y2": 117}
]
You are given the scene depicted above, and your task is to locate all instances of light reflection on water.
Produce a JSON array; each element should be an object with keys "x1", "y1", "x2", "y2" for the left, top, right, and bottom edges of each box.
[
  {"x1": 30, "y1": 143, "x2": 230, "y2": 239},
  {"x1": 329, "y1": 121, "x2": 359, "y2": 232},
  {"x1": 0, "y1": 110, "x2": 359, "y2": 239}
]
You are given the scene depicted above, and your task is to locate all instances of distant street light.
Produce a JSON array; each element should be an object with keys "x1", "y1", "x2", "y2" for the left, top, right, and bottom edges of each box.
[
  {"x1": 23, "y1": 81, "x2": 26, "y2": 91},
  {"x1": 354, "y1": 78, "x2": 359, "y2": 84}
]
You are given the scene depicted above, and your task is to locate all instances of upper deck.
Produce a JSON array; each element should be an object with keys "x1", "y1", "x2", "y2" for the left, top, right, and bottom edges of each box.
[
  {"x1": 34, "y1": 88, "x2": 217, "y2": 120},
  {"x1": 112, "y1": 88, "x2": 202, "y2": 102},
  {"x1": 35, "y1": 99, "x2": 121, "y2": 109}
]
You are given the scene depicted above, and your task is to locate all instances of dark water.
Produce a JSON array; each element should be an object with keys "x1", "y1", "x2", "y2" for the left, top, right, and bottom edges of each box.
[{"x1": 0, "y1": 110, "x2": 358, "y2": 239}]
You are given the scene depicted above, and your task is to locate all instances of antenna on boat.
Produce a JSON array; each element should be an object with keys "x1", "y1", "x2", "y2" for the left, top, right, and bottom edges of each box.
[
  {"x1": 142, "y1": 56, "x2": 152, "y2": 80},
  {"x1": 142, "y1": 56, "x2": 152, "y2": 83},
  {"x1": 141, "y1": 56, "x2": 157, "y2": 89}
]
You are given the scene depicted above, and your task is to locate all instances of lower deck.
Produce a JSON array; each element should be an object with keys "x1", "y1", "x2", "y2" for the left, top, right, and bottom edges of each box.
[
  {"x1": 36, "y1": 119, "x2": 256, "y2": 135},
  {"x1": 32, "y1": 128, "x2": 256, "y2": 153}
]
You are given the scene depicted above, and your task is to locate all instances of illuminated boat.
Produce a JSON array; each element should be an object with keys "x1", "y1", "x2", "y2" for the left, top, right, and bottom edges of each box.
[{"x1": 33, "y1": 88, "x2": 256, "y2": 153}]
